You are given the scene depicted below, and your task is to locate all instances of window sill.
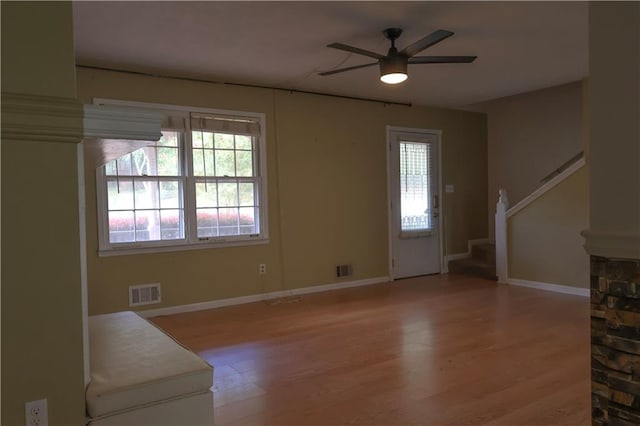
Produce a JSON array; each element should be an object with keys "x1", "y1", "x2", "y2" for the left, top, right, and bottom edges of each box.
[{"x1": 98, "y1": 238, "x2": 270, "y2": 257}]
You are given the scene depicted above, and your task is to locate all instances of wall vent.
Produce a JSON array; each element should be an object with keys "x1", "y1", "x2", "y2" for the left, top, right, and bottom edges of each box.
[
  {"x1": 129, "y1": 283, "x2": 161, "y2": 307},
  {"x1": 336, "y1": 264, "x2": 353, "y2": 278}
]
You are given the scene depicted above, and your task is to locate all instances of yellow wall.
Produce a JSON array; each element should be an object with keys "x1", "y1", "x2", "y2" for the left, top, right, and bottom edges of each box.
[
  {"x1": 1, "y1": 2, "x2": 76, "y2": 98},
  {"x1": 588, "y1": 2, "x2": 640, "y2": 241},
  {"x1": 1, "y1": 2, "x2": 86, "y2": 425},
  {"x1": 474, "y1": 81, "x2": 584, "y2": 241},
  {"x1": 76, "y1": 67, "x2": 488, "y2": 314},
  {"x1": 508, "y1": 167, "x2": 589, "y2": 288}
]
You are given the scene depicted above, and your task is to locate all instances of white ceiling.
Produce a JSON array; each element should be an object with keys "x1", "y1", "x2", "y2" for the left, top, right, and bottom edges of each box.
[{"x1": 73, "y1": 1, "x2": 588, "y2": 109}]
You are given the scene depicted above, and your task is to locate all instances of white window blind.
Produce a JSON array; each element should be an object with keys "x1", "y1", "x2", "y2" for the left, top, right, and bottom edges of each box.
[
  {"x1": 399, "y1": 141, "x2": 432, "y2": 232},
  {"x1": 190, "y1": 114, "x2": 260, "y2": 136},
  {"x1": 161, "y1": 115, "x2": 186, "y2": 131}
]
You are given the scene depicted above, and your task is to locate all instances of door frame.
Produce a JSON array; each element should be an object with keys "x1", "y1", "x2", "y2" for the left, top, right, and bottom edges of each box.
[{"x1": 386, "y1": 126, "x2": 444, "y2": 281}]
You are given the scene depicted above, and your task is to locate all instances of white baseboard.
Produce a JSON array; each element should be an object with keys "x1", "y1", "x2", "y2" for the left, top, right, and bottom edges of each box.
[
  {"x1": 138, "y1": 276, "x2": 390, "y2": 318},
  {"x1": 507, "y1": 278, "x2": 589, "y2": 297}
]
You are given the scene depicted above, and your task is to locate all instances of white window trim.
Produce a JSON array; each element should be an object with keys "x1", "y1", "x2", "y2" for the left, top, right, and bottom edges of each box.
[{"x1": 94, "y1": 99, "x2": 268, "y2": 256}]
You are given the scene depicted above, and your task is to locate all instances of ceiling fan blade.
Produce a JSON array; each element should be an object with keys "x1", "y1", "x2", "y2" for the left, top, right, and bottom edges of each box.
[
  {"x1": 400, "y1": 30, "x2": 454, "y2": 57},
  {"x1": 327, "y1": 43, "x2": 385, "y2": 60},
  {"x1": 409, "y1": 56, "x2": 477, "y2": 64},
  {"x1": 318, "y1": 62, "x2": 378, "y2": 76}
]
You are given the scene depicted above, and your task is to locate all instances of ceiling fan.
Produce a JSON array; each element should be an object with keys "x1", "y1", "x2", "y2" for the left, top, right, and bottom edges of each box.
[{"x1": 319, "y1": 28, "x2": 477, "y2": 84}]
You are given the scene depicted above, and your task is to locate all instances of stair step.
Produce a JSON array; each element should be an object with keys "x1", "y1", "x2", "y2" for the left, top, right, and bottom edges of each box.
[
  {"x1": 448, "y1": 258, "x2": 497, "y2": 281},
  {"x1": 471, "y1": 243, "x2": 496, "y2": 265}
]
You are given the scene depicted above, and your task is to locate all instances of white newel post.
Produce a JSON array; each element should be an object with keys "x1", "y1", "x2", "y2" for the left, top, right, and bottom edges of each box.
[{"x1": 495, "y1": 189, "x2": 509, "y2": 283}]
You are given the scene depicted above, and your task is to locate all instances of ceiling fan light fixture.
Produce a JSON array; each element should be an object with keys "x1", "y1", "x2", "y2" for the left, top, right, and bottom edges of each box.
[
  {"x1": 379, "y1": 56, "x2": 408, "y2": 84},
  {"x1": 321, "y1": 27, "x2": 475, "y2": 84},
  {"x1": 380, "y1": 72, "x2": 408, "y2": 84}
]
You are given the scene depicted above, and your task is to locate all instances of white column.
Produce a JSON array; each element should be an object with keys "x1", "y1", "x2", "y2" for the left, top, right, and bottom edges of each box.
[
  {"x1": 78, "y1": 143, "x2": 91, "y2": 387},
  {"x1": 495, "y1": 189, "x2": 509, "y2": 283}
]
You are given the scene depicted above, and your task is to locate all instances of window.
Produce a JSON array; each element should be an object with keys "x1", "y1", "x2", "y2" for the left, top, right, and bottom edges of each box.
[
  {"x1": 191, "y1": 114, "x2": 260, "y2": 239},
  {"x1": 104, "y1": 131, "x2": 184, "y2": 244},
  {"x1": 399, "y1": 141, "x2": 432, "y2": 233},
  {"x1": 96, "y1": 103, "x2": 267, "y2": 255}
]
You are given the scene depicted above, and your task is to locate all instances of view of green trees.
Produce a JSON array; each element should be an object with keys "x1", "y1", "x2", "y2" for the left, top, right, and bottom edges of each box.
[{"x1": 191, "y1": 131, "x2": 253, "y2": 177}]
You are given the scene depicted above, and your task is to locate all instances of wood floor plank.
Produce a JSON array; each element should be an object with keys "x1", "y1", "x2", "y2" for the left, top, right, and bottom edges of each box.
[{"x1": 151, "y1": 275, "x2": 590, "y2": 426}]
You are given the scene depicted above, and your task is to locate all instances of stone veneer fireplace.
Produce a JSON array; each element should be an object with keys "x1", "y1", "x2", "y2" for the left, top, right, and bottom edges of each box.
[{"x1": 591, "y1": 257, "x2": 640, "y2": 425}]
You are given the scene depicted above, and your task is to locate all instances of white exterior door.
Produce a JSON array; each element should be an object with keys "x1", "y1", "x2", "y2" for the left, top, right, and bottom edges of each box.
[{"x1": 388, "y1": 128, "x2": 441, "y2": 279}]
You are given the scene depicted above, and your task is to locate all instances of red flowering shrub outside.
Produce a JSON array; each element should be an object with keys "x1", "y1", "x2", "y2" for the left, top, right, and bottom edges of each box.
[
  {"x1": 197, "y1": 210, "x2": 254, "y2": 226},
  {"x1": 109, "y1": 209, "x2": 254, "y2": 231},
  {"x1": 109, "y1": 214, "x2": 147, "y2": 231}
]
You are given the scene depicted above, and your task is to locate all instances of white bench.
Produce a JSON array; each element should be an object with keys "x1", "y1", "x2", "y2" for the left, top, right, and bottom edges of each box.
[{"x1": 86, "y1": 311, "x2": 214, "y2": 425}]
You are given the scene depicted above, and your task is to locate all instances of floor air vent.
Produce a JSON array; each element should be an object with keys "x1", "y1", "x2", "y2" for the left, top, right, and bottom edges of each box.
[
  {"x1": 129, "y1": 283, "x2": 161, "y2": 307},
  {"x1": 336, "y1": 264, "x2": 353, "y2": 278}
]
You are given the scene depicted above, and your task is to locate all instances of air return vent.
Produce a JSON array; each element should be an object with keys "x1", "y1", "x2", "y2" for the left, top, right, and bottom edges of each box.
[
  {"x1": 129, "y1": 283, "x2": 161, "y2": 307},
  {"x1": 336, "y1": 264, "x2": 353, "y2": 278}
]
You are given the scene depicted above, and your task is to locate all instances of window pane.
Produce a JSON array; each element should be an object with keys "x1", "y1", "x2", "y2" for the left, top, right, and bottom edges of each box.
[
  {"x1": 218, "y1": 182, "x2": 238, "y2": 207},
  {"x1": 203, "y1": 132, "x2": 214, "y2": 149},
  {"x1": 215, "y1": 133, "x2": 234, "y2": 149},
  {"x1": 158, "y1": 131, "x2": 178, "y2": 147},
  {"x1": 193, "y1": 149, "x2": 204, "y2": 176},
  {"x1": 105, "y1": 161, "x2": 117, "y2": 176},
  {"x1": 161, "y1": 209, "x2": 183, "y2": 240},
  {"x1": 400, "y1": 142, "x2": 431, "y2": 232},
  {"x1": 117, "y1": 154, "x2": 132, "y2": 175},
  {"x1": 160, "y1": 181, "x2": 180, "y2": 209},
  {"x1": 203, "y1": 149, "x2": 215, "y2": 177},
  {"x1": 239, "y1": 207, "x2": 256, "y2": 234},
  {"x1": 108, "y1": 180, "x2": 134, "y2": 210},
  {"x1": 215, "y1": 150, "x2": 235, "y2": 176},
  {"x1": 109, "y1": 211, "x2": 134, "y2": 243},
  {"x1": 235, "y1": 135, "x2": 252, "y2": 150},
  {"x1": 157, "y1": 147, "x2": 179, "y2": 175},
  {"x1": 135, "y1": 210, "x2": 160, "y2": 241},
  {"x1": 197, "y1": 208, "x2": 218, "y2": 237},
  {"x1": 193, "y1": 149, "x2": 215, "y2": 177},
  {"x1": 235, "y1": 151, "x2": 253, "y2": 176},
  {"x1": 132, "y1": 149, "x2": 151, "y2": 175},
  {"x1": 192, "y1": 131, "x2": 203, "y2": 148},
  {"x1": 238, "y1": 183, "x2": 255, "y2": 206},
  {"x1": 218, "y1": 208, "x2": 239, "y2": 235},
  {"x1": 195, "y1": 182, "x2": 218, "y2": 208},
  {"x1": 134, "y1": 181, "x2": 159, "y2": 210}
]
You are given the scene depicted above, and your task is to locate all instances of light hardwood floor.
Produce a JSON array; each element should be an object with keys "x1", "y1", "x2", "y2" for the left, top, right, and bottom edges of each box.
[{"x1": 152, "y1": 274, "x2": 590, "y2": 426}]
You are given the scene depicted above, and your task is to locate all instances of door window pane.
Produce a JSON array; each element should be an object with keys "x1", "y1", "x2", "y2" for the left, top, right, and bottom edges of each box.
[{"x1": 399, "y1": 141, "x2": 431, "y2": 232}]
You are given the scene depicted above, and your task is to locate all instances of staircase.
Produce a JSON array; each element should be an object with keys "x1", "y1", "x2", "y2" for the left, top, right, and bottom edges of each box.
[{"x1": 448, "y1": 243, "x2": 497, "y2": 281}]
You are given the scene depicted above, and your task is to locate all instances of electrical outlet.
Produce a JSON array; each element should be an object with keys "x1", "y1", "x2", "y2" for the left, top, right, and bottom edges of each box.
[
  {"x1": 25, "y1": 399, "x2": 48, "y2": 426},
  {"x1": 259, "y1": 263, "x2": 267, "y2": 274}
]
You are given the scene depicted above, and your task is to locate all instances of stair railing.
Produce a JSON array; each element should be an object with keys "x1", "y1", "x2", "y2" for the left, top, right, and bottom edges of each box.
[
  {"x1": 494, "y1": 152, "x2": 586, "y2": 285},
  {"x1": 539, "y1": 151, "x2": 584, "y2": 185}
]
